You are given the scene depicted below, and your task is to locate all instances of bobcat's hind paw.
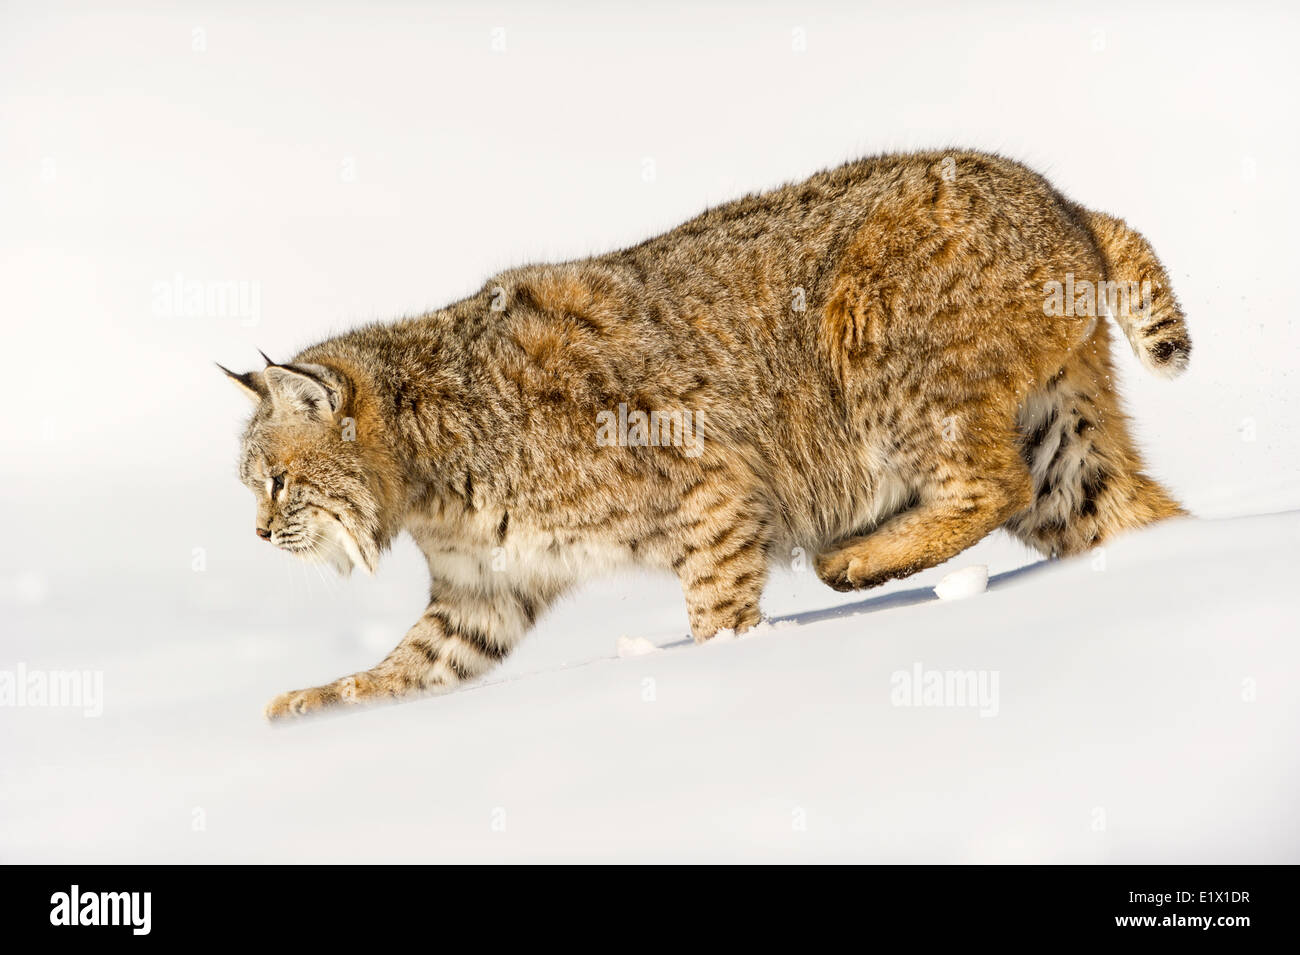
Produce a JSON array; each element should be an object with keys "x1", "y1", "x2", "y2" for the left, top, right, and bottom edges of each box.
[{"x1": 814, "y1": 545, "x2": 917, "y2": 592}]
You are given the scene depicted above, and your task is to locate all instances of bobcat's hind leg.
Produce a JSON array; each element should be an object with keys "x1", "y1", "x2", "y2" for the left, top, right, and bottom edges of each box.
[
  {"x1": 815, "y1": 442, "x2": 1031, "y2": 593},
  {"x1": 1005, "y1": 325, "x2": 1186, "y2": 558}
]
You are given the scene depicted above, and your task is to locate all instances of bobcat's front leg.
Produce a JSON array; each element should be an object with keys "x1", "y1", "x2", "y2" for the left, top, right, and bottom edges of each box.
[
  {"x1": 672, "y1": 485, "x2": 772, "y2": 642},
  {"x1": 264, "y1": 583, "x2": 540, "y2": 721}
]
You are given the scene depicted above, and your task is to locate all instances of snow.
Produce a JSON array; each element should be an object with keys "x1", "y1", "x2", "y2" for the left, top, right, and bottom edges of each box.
[
  {"x1": 3, "y1": 0, "x2": 1299, "y2": 862},
  {"x1": 3, "y1": 508, "x2": 1298, "y2": 862},
  {"x1": 934, "y1": 565, "x2": 990, "y2": 601},
  {"x1": 616, "y1": 635, "x2": 661, "y2": 658}
]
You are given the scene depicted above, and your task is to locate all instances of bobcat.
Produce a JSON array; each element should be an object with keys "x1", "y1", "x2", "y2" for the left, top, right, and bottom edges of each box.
[{"x1": 221, "y1": 150, "x2": 1190, "y2": 721}]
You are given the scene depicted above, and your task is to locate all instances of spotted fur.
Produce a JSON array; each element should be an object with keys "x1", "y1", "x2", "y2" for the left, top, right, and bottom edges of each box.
[{"x1": 221, "y1": 150, "x2": 1189, "y2": 720}]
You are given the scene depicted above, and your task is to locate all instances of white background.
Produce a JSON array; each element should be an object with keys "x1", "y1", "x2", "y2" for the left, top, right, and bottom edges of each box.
[{"x1": 2, "y1": 0, "x2": 1297, "y2": 862}]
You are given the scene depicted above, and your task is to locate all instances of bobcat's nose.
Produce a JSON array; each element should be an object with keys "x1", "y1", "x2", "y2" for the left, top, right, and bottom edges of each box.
[{"x1": 256, "y1": 527, "x2": 272, "y2": 540}]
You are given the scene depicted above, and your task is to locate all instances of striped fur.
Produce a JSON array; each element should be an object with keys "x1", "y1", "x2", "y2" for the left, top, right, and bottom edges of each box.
[
  {"x1": 1072, "y1": 206, "x2": 1191, "y2": 379},
  {"x1": 223, "y1": 150, "x2": 1190, "y2": 721}
]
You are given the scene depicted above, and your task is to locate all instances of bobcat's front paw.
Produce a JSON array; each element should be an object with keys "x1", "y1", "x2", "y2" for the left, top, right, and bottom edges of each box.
[{"x1": 263, "y1": 675, "x2": 365, "y2": 722}]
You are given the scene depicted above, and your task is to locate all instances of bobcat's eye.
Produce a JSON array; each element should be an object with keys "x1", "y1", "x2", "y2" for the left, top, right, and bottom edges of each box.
[{"x1": 269, "y1": 474, "x2": 285, "y2": 499}]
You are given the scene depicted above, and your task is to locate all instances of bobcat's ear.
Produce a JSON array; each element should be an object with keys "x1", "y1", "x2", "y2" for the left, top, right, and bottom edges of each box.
[
  {"x1": 216, "y1": 363, "x2": 266, "y2": 403},
  {"x1": 264, "y1": 363, "x2": 344, "y2": 421}
]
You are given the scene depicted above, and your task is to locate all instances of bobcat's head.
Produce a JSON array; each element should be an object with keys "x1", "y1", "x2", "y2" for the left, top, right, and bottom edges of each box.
[{"x1": 219, "y1": 356, "x2": 388, "y2": 576}]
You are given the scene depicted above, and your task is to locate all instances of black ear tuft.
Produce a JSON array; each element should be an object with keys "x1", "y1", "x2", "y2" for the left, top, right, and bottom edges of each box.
[{"x1": 216, "y1": 362, "x2": 266, "y2": 402}]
